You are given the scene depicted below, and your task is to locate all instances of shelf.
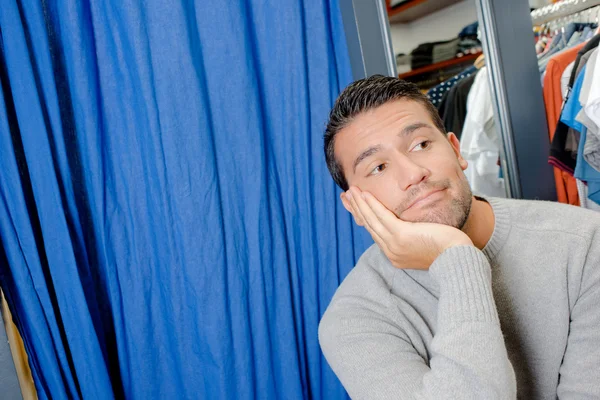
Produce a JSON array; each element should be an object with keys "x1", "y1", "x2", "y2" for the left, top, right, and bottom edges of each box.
[
  {"x1": 387, "y1": 0, "x2": 464, "y2": 23},
  {"x1": 398, "y1": 52, "x2": 481, "y2": 79}
]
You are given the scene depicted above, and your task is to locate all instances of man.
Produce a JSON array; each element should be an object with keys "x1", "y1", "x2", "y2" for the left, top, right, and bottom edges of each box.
[{"x1": 318, "y1": 75, "x2": 600, "y2": 399}]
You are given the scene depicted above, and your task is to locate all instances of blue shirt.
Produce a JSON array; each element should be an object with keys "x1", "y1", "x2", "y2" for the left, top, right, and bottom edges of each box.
[
  {"x1": 427, "y1": 66, "x2": 477, "y2": 107},
  {"x1": 561, "y1": 64, "x2": 600, "y2": 203}
]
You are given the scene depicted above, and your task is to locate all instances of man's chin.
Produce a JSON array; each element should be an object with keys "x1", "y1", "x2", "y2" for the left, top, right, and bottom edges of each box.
[{"x1": 400, "y1": 207, "x2": 462, "y2": 228}]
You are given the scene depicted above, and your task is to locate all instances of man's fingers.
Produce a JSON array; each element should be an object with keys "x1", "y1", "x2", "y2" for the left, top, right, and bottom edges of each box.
[
  {"x1": 361, "y1": 191, "x2": 406, "y2": 233},
  {"x1": 349, "y1": 196, "x2": 389, "y2": 251},
  {"x1": 348, "y1": 187, "x2": 391, "y2": 240},
  {"x1": 345, "y1": 188, "x2": 393, "y2": 258},
  {"x1": 349, "y1": 207, "x2": 365, "y2": 226}
]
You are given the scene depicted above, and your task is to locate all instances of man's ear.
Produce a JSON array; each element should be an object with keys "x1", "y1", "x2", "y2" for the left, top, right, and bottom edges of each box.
[{"x1": 447, "y1": 132, "x2": 468, "y2": 171}]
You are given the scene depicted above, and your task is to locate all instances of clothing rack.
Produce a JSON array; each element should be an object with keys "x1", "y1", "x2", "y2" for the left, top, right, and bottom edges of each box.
[{"x1": 531, "y1": 0, "x2": 600, "y2": 25}]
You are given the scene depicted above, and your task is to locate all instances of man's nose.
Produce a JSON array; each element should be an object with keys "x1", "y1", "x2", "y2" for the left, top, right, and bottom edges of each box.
[{"x1": 395, "y1": 154, "x2": 430, "y2": 191}]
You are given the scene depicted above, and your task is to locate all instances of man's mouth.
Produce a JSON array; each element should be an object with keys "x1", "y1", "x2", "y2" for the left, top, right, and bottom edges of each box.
[{"x1": 404, "y1": 188, "x2": 445, "y2": 211}]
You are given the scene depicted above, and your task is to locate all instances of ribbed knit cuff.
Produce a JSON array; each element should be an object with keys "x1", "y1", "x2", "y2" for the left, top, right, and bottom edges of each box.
[{"x1": 429, "y1": 246, "x2": 500, "y2": 330}]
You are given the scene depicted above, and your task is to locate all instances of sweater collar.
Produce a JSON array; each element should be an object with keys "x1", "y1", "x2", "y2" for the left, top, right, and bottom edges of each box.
[{"x1": 480, "y1": 196, "x2": 512, "y2": 261}]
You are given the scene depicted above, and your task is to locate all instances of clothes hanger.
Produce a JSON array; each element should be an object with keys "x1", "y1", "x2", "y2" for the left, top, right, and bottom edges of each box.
[{"x1": 474, "y1": 53, "x2": 485, "y2": 69}]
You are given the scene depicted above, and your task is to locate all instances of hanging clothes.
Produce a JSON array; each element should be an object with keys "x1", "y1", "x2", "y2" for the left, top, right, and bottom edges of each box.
[
  {"x1": 550, "y1": 36, "x2": 600, "y2": 174},
  {"x1": 460, "y1": 67, "x2": 506, "y2": 198},
  {"x1": 576, "y1": 179, "x2": 600, "y2": 210},
  {"x1": 438, "y1": 72, "x2": 476, "y2": 139},
  {"x1": 543, "y1": 42, "x2": 586, "y2": 205},
  {"x1": 427, "y1": 65, "x2": 477, "y2": 108},
  {"x1": 561, "y1": 60, "x2": 600, "y2": 206},
  {"x1": 580, "y1": 48, "x2": 600, "y2": 169}
]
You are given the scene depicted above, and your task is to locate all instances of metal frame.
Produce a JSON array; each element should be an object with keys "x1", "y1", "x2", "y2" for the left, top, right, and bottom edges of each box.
[
  {"x1": 476, "y1": 0, "x2": 557, "y2": 200},
  {"x1": 531, "y1": 0, "x2": 600, "y2": 25},
  {"x1": 339, "y1": 0, "x2": 397, "y2": 80}
]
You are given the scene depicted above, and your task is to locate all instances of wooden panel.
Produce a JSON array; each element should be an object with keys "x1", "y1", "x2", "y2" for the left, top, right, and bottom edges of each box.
[
  {"x1": 388, "y1": 0, "x2": 464, "y2": 23},
  {"x1": 398, "y1": 51, "x2": 481, "y2": 79}
]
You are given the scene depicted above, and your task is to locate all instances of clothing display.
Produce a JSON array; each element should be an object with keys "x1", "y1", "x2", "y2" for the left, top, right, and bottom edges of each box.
[
  {"x1": 577, "y1": 179, "x2": 600, "y2": 210},
  {"x1": 320, "y1": 197, "x2": 600, "y2": 399},
  {"x1": 422, "y1": 17, "x2": 600, "y2": 204},
  {"x1": 545, "y1": 24, "x2": 600, "y2": 208},
  {"x1": 405, "y1": 22, "x2": 482, "y2": 71},
  {"x1": 581, "y1": 49, "x2": 600, "y2": 168},
  {"x1": 550, "y1": 45, "x2": 597, "y2": 174},
  {"x1": 396, "y1": 53, "x2": 412, "y2": 75},
  {"x1": 426, "y1": 62, "x2": 505, "y2": 199},
  {"x1": 438, "y1": 72, "x2": 476, "y2": 138},
  {"x1": 410, "y1": 41, "x2": 445, "y2": 69},
  {"x1": 432, "y1": 38, "x2": 460, "y2": 64},
  {"x1": 560, "y1": 61, "x2": 574, "y2": 99},
  {"x1": 543, "y1": 42, "x2": 586, "y2": 205},
  {"x1": 458, "y1": 21, "x2": 478, "y2": 39},
  {"x1": 427, "y1": 65, "x2": 477, "y2": 107}
]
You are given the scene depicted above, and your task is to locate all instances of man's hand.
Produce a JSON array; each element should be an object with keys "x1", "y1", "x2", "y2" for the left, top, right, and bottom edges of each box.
[{"x1": 344, "y1": 186, "x2": 473, "y2": 270}]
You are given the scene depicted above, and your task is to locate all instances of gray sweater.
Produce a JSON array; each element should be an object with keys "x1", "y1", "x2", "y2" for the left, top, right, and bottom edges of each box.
[{"x1": 319, "y1": 197, "x2": 600, "y2": 399}]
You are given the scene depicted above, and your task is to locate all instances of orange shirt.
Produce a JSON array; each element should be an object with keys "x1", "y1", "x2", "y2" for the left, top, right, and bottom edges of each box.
[{"x1": 543, "y1": 43, "x2": 585, "y2": 205}]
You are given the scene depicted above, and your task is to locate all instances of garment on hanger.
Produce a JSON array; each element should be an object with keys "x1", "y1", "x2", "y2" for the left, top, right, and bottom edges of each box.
[
  {"x1": 571, "y1": 33, "x2": 600, "y2": 80},
  {"x1": 577, "y1": 179, "x2": 600, "y2": 210},
  {"x1": 550, "y1": 40, "x2": 600, "y2": 174},
  {"x1": 539, "y1": 23, "x2": 594, "y2": 72},
  {"x1": 561, "y1": 64, "x2": 600, "y2": 204},
  {"x1": 538, "y1": 32, "x2": 561, "y2": 59},
  {"x1": 560, "y1": 61, "x2": 575, "y2": 100},
  {"x1": 543, "y1": 42, "x2": 585, "y2": 205},
  {"x1": 535, "y1": 9, "x2": 600, "y2": 208},
  {"x1": 460, "y1": 67, "x2": 506, "y2": 198},
  {"x1": 438, "y1": 73, "x2": 476, "y2": 139},
  {"x1": 427, "y1": 65, "x2": 477, "y2": 107},
  {"x1": 580, "y1": 48, "x2": 600, "y2": 170}
]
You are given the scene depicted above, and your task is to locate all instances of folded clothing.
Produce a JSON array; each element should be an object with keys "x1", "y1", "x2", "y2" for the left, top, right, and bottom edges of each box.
[
  {"x1": 433, "y1": 38, "x2": 460, "y2": 64},
  {"x1": 458, "y1": 38, "x2": 481, "y2": 52},
  {"x1": 459, "y1": 21, "x2": 479, "y2": 39},
  {"x1": 396, "y1": 53, "x2": 412, "y2": 74},
  {"x1": 410, "y1": 40, "x2": 445, "y2": 69},
  {"x1": 396, "y1": 53, "x2": 412, "y2": 65},
  {"x1": 410, "y1": 37, "x2": 482, "y2": 69}
]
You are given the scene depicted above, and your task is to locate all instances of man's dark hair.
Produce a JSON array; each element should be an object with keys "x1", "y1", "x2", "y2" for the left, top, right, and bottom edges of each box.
[{"x1": 324, "y1": 75, "x2": 446, "y2": 191}]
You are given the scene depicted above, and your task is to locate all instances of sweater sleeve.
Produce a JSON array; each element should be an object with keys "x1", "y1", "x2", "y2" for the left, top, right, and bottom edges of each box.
[
  {"x1": 318, "y1": 246, "x2": 516, "y2": 400},
  {"x1": 557, "y1": 230, "x2": 600, "y2": 398}
]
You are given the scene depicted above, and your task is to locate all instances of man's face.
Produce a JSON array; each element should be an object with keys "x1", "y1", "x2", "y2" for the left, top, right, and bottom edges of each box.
[{"x1": 334, "y1": 99, "x2": 473, "y2": 228}]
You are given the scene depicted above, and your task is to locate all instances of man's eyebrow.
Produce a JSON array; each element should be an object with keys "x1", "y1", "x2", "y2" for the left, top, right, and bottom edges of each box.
[
  {"x1": 399, "y1": 122, "x2": 431, "y2": 137},
  {"x1": 352, "y1": 145, "x2": 382, "y2": 174}
]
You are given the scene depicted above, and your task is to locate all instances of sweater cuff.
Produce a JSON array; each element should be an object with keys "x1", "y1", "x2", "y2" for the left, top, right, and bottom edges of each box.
[{"x1": 429, "y1": 246, "x2": 500, "y2": 330}]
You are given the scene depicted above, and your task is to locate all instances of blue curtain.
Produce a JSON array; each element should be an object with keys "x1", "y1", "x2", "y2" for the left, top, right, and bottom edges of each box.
[{"x1": 0, "y1": 0, "x2": 371, "y2": 398}]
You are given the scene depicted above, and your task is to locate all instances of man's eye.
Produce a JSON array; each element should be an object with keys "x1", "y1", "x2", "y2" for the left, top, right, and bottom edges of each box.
[
  {"x1": 412, "y1": 140, "x2": 431, "y2": 152},
  {"x1": 369, "y1": 164, "x2": 387, "y2": 176}
]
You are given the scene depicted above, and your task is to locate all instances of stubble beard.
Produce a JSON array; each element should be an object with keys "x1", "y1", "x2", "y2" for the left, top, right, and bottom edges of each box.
[{"x1": 396, "y1": 176, "x2": 473, "y2": 229}]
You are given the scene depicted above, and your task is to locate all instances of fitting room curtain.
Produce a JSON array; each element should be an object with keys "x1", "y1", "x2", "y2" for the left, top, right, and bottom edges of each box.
[{"x1": 0, "y1": 0, "x2": 371, "y2": 398}]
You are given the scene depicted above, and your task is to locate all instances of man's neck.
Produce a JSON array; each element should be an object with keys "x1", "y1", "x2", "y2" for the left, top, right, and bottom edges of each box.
[{"x1": 462, "y1": 197, "x2": 495, "y2": 250}]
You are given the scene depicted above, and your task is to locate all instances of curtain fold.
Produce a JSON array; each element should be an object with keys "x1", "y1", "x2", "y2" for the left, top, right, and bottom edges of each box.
[{"x1": 0, "y1": 0, "x2": 371, "y2": 398}]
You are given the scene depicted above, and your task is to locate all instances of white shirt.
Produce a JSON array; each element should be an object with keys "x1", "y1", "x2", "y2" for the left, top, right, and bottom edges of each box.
[
  {"x1": 576, "y1": 49, "x2": 600, "y2": 171},
  {"x1": 460, "y1": 67, "x2": 506, "y2": 197},
  {"x1": 561, "y1": 61, "x2": 575, "y2": 102}
]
